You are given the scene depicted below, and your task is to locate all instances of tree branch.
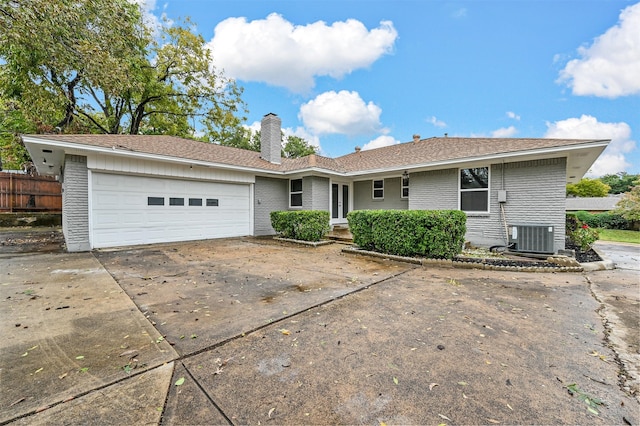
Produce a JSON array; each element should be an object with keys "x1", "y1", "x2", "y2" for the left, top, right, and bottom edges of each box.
[{"x1": 74, "y1": 110, "x2": 110, "y2": 134}]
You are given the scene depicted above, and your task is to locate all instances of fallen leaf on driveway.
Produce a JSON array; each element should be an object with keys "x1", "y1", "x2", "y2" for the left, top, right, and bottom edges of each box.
[
  {"x1": 75, "y1": 355, "x2": 84, "y2": 360},
  {"x1": 429, "y1": 383, "x2": 439, "y2": 391},
  {"x1": 457, "y1": 381, "x2": 468, "y2": 386},
  {"x1": 119, "y1": 350, "x2": 138, "y2": 358},
  {"x1": 9, "y1": 397, "x2": 26, "y2": 407},
  {"x1": 438, "y1": 414, "x2": 452, "y2": 421},
  {"x1": 174, "y1": 377, "x2": 185, "y2": 386},
  {"x1": 268, "y1": 407, "x2": 275, "y2": 418},
  {"x1": 393, "y1": 377, "x2": 399, "y2": 385},
  {"x1": 279, "y1": 329, "x2": 291, "y2": 335},
  {"x1": 487, "y1": 418, "x2": 500, "y2": 424}
]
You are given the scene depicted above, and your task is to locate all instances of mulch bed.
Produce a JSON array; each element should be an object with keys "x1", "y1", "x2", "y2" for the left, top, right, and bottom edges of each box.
[{"x1": 565, "y1": 241, "x2": 602, "y2": 263}]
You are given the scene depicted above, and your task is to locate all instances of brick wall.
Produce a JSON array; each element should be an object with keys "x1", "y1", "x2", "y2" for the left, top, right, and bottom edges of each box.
[
  {"x1": 408, "y1": 158, "x2": 567, "y2": 252},
  {"x1": 254, "y1": 176, "x2": 288, "y2": 235},
  {"x1": 408, "y1": 169, "x2": 457, "y2": 210},
  {"x1": 62, "y1": 155, "x2": 90, "y2": 252},
  {"x1": 302, "y1": 176, "x2": 330, "y2": 211}
]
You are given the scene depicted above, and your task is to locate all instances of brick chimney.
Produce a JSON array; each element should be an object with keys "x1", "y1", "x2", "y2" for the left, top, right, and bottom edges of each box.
[
  {"x1": 412, "y1": 134, "x2": 420, "y2": 143},
  {"x1": 261, "y1": 113, "x2": 282, "y2": 164}
]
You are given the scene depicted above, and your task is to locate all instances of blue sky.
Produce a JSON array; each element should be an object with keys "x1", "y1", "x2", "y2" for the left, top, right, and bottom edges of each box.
[{"x1": 140, "y1": 0, "x2": 640, "y2": 176}]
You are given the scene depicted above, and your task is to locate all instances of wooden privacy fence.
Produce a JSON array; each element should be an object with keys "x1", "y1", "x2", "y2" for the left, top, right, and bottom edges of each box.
[{"x1": 0, "y1": 172, "x2": 62, "y2": 212}]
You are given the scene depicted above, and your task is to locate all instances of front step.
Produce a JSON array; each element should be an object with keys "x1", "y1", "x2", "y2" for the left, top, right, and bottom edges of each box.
[{"x1": 325, "y1": 225, "x2": 353, "y2": 242}]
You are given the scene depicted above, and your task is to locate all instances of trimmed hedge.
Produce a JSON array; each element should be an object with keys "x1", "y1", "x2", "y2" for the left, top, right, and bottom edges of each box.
[
  {"x1": 270, "y1": 210, "x2": 331, "y2": 242},
  {"x1": 347, "y1": 209, "x2": 467, "y2": 259},
  {"x1": 571, "y1": 210, "x2": 630, "y2": 230}
]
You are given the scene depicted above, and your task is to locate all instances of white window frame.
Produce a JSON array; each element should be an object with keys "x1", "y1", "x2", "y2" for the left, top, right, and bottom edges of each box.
[
  {"x1": 289, "y1": 178, "x2": 303, "y2": 208},
  {"x1": 401, "y1": 175, "x2": 409, "y2": 199},
  {"x1": 459, "y1": 167, "x2": 490, "y2": 214},
  {"x1": 372, "y1": 179, "x2": 384, "y2": 200}
]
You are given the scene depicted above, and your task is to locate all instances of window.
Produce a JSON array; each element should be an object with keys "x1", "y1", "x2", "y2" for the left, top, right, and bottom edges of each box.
[
  {"x1": 401, "y1": 175, "x2": 409, "y2": 199},
  {"x1": 169, "y1": 197, "x2": 184, "y2": 206},
  {"x1": 290, "y1": 178, "x2": 303, "y2": 207},
  {"x1": 189, "y1": 198, "x2": 202, "y2": 206},
  {"x1": 460, "y1": 167, "x2": 489, "y2": 212},
  {"x1": 147, "y1": 197, "x2": 164, "y2": 206},
  {"x1": 206, "y1": 199, "x2": 219, "y2": 206},
  {"x1": 372, "y1": 179, "x2": 384, "y2": 199}
]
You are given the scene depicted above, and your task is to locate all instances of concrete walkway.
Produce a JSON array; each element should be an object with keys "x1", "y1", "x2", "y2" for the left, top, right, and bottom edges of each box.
[{"x1": 1, "y1": 238, "x2": 638, "y2": 425}]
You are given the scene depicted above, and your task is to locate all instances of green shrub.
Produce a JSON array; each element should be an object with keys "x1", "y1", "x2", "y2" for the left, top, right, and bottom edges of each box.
[
  {"x1": 572, "y1": 210, "x2": 630, "y2": 230},
  {"x1": 570, "y1": 222, "x2": 599, "y2": 251},
  {"x1": 347, "y1": 210, "x2": 466, "y2": 259},
  {"x1": 270, "y1": 210, "x2": 330, "y2": 242}
]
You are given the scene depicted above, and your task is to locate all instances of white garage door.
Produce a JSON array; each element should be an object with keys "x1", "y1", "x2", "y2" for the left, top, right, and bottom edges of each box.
[{"x1": 91, "y1": 173, "x2": 251, "y2": 248}]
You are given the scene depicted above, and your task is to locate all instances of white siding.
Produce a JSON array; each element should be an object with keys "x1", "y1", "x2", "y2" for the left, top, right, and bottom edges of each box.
[{"x1": 87, "y1": 153, "x2": 255, "y2": 184}]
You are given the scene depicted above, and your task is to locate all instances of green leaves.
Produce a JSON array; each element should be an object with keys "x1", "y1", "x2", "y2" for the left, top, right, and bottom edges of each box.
[
  {"x1": 566, "y1": 383, "x2": 605, "y2": 415},
  {"x1": 270, "y1": 210, "x2": 331, "y2": 242},
  {"x1": 0, "y1": 1, "x2": 246, "y2": 143},
  {"x1": 347, "y1": 209, "x2": 467, "y2": 259}
]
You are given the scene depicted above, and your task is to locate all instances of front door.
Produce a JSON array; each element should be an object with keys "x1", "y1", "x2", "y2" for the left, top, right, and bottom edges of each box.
[{"x1": 331, "y1": 183, "x2": 349, "y2": 223}]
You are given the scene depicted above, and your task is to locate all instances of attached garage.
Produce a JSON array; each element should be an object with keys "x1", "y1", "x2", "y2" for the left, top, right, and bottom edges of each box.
[{"x1": 90, "y1": 172, "x2": 252, "y2": 248}]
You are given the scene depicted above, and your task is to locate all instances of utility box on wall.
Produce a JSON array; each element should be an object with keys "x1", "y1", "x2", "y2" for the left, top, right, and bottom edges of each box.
[
  {"x1": 508, "y1": 224, "x2": 554, "y2": 254},
  {"x1": 497, "y1": 190, "x2": 507, "y2": 203}
]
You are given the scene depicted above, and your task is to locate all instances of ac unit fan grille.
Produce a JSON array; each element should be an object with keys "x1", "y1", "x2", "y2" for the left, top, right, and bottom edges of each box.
[{"x1": 509, "y1": 224, "x2": 554, "y2": 254}]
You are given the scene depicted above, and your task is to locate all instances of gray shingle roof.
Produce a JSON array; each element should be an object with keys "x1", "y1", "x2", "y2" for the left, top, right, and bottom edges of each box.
[
  {"x1": 335, "y1": 137, "x2": 605, "y2": 172},
  {"x1": 23, "y1": 134, "x2": 607, "y2": 176},
  {"x1": 566, "y1": 195, "x2": 622, "y2": 212}
]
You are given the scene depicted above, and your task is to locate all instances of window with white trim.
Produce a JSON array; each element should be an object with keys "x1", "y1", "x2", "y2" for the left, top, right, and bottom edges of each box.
[
  {"x1": 401, "y1": 175, "x2": 409, "y2": 199},
  {"x1": 290, "y1": 179, "x2": 303, "y2": 207},
  {"x1": 460, "y1": 167, "x2": 489, "y2": 212},
  {"x1": 372, "y1": 179, "x2": 384, "y2": 199}
]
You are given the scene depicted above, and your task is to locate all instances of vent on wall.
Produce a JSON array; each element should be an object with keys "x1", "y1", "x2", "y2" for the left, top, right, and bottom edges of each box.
[{"x1": 508, "y1": 224, "x2": 555, "y2": 254}]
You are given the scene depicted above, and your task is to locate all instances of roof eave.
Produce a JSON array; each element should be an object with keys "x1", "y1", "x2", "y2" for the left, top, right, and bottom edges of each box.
[
  {"x1": 21, "y1": 136, "x2": 286, "y2": 176},
  {"x1": 343, "y1": 140, "x2": 610, "y2": 178}
]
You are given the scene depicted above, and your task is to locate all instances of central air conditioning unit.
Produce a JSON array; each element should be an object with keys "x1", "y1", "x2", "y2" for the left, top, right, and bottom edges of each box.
[{"x1": 508, "y1": 224, "x2": 555, "y2": 254}]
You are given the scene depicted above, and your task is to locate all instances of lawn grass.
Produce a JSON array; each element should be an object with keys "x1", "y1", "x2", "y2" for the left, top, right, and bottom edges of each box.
[{"x1": 596, "y1": 228, "x2": 640, "y2": 244}]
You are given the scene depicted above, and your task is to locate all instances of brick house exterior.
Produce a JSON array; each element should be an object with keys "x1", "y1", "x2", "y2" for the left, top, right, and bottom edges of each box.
[{"x1": 23, "y1": 113, "x2": 608, "y2": 253}]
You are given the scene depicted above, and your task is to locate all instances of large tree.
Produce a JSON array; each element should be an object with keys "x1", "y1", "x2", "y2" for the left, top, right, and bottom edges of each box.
[
  {"x1": 221, "y1": 130, "x2": 317, "y2": 159},
  {"x1": 566, "y1": 178, "x2": 610, "y2": 197},
  {"x1": 598, "y1": 172, "x2": 640, "y2": 194},
  {"x1": 0, "y1": 0, "x2": 247, "y2": 167},
  {"x1": 614, "y1": 179, "x2": 640, "y2": 223}
]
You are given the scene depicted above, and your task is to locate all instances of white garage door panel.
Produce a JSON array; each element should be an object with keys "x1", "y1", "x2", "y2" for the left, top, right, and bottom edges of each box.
[{"x1": 91, "y1": 173, "x2": 251, "y2": 248}]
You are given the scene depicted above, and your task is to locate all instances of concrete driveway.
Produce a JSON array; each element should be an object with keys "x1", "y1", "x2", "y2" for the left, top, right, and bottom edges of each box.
[{"x1": 1, "y1": 238, "x2": 638, "y2": 425}]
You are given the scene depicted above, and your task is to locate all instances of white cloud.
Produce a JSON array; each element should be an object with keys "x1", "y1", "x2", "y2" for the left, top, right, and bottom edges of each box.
[
  {"x1": 362, "y1": 135, "x2": 401, "y2": 151},
  {"x1": 283, "y1": 126, "x2": 321, "y2": 151},
  {"x1": 506, "y1": 111, "x2": 520, "y2": 121},
  {"x1": 427, "y1": 116, "x2": 447, "y2": 128},
  {"x1": 299, "y1": 90, "x2": 383, "y2": 136},
  {"x1": 207, "y1": 13, "x2": 398, "y2": 92},
  {"x1": 245, "y1": 121, "x2": 322, "y2": 152},
  {"x1": 491, "y1": 126, "x2": 518, "y2": 138},
  {"x1": 544, "y1": 114, "x2": 636, "y2": 175},
  {"x1": 129, "y1": 0, "x2": 171, "y2": 34},
  {"x1": 558, "y1": 2, "x2": 640, "y2": 98}
]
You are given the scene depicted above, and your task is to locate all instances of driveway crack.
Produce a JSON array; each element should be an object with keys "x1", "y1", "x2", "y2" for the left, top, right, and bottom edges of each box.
[{"x1": 584, "y1": 274, "x2": 638, "y2": 402}]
